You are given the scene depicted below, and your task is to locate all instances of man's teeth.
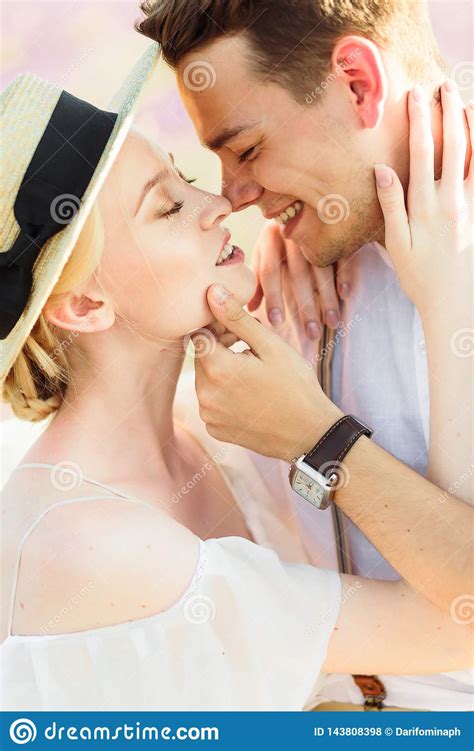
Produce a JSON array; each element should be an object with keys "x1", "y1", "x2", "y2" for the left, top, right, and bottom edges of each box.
[
  {"x1": 274, "y1": 200, "x2": 303, "y2": 225},
  {"x1": 216, "y1": 242, "x2": 235, "y2": 265}
]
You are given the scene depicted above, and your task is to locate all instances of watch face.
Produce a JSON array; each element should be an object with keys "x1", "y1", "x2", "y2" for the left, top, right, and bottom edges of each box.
[{"x1": 293, "y1": 469, "x2": 325, "y2": 507}]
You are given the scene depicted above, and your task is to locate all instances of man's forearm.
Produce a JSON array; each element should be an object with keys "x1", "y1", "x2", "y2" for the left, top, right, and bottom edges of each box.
[
  {"x1": 330, "y1": 428, "x2": 472, "y2": 613},
  {"x1": 195, "y1": 284, "x2": 472, "y2": 613},
  {"x1": 295, "y1": 394, "x2": 472, "y2": 613},
  {"x1": 422, "y1": 309, "x2": 473, "y2": 504}
]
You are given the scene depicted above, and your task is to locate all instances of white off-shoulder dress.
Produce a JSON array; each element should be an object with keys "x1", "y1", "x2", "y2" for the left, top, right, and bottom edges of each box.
[{"x1": 0, "y1": 379, "x2": 342, "y2": 711}]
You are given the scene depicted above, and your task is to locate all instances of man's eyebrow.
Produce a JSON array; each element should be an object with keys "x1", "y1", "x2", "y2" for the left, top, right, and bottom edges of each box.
[
  {"x1": 203, "y1": 123, "x2": 260, "y2": 152},
  {"x1": 134, "y1": 168, "x2": 169, "y2": 216}
]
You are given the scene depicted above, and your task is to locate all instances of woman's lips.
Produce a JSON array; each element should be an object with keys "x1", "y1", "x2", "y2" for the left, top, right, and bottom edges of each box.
[
  {"x1": 280, "y1": 203, "x2": 305, "y2": 239},
  {"x1": 216, "y1": 246, "x2": 245, "y2": 266}
]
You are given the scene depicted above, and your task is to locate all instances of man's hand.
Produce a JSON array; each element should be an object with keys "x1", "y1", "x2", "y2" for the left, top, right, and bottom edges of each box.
[
  {"x1": 193, "y1": 284, "x2": 341, "y2": 461},
  {"x1": 248, "y1": 222, "x2": 354, "y2": 337}
]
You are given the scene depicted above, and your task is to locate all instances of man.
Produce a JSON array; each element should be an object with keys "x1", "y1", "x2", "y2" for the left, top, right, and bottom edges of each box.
[{"x1": 136, "y1": 1, "x2": 473, "y2": 710}]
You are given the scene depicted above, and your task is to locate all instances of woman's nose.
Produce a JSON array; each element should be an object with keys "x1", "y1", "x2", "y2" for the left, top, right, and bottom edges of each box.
[{"x1": 200, "y1": 192, "x2": 232, "y2": 229}]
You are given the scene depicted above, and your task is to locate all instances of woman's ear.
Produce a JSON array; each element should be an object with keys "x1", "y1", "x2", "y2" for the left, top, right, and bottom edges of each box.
[
  {"x1": 44, "y1": 286, "x2": 115, "y2": 334},
  {"x1": 331, "y1": 35, "x2": 388, "y2": 128}
]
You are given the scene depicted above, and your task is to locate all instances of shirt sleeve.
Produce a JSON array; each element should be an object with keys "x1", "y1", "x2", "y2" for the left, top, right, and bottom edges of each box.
[{"x1": 201, "y1": 536, "x2": 342, "y2": 709}]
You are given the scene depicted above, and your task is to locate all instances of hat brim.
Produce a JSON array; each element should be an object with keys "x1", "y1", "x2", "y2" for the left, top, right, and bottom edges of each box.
[{"x1": 1, "y1": 43, "x2": 160, "y2": 386}]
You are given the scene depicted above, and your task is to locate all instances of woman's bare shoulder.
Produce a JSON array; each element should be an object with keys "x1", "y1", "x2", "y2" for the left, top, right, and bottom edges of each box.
[{"x1": 11, "y1": 496, "x2": 201, "y2": 637}]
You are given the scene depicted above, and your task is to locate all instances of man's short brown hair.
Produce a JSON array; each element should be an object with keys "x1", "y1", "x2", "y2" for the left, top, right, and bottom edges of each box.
[{"x1": 136, "y1": 0, "x2": 445, "y2": 102}]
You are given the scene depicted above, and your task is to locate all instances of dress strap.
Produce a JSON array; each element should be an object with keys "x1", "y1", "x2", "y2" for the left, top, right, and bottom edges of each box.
[
  {"x1": 12, "y1": 462, "x2": 135, "y2": 500},
  {"x1": 7, "y1": 467, "x2": 153, "y2": 638}
]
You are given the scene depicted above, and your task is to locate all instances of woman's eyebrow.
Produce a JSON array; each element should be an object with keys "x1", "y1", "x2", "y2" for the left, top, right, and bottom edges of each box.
[{"x1": 134, "y1": 168, "x2": 169, "y2": 216}]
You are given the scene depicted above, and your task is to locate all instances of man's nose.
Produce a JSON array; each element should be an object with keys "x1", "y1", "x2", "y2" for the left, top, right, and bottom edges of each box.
[{"x1": 221, "y1": 166, "x2": 263, "y2": 212}]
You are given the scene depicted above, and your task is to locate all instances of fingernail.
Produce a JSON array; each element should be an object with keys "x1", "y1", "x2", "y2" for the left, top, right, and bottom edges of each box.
[
  {"x1": 339, "y1": 282, "x2": 351, "y2": 299},
  {"x1": 374, "y1": 164, "x2": 393, "y2": 188},
  {"x1": 210, "y1": 284, "x2": 230, "y2": 304},
  {"x1": 444, "y1": 79, "x2": 454, "y2": 93},
  {"x1": 306, "y1": 321, "x2": 322, "y2": 340},
  {"x1": 412, "y1": 85, "x2": 424, "y2": 102},
  {"x1": 268, "y1": 307, "x2": 284, "y2": 327},
  {"x1": 325, "y1": 309, "x2": 340, "y2": 329}
]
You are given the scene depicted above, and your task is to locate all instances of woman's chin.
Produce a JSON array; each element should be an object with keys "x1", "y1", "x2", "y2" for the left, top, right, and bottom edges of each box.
[{"x1": 182, "y1": 268, "x2": 257, "y2": 336}]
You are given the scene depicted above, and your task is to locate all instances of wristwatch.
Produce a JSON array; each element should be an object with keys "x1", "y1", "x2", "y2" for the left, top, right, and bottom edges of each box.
[{"x1": 289, "y1": 415, "x2": 373, "y2": 510}]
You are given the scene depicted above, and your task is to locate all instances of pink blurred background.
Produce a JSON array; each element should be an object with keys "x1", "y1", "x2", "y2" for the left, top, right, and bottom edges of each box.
[
  {"x1": 0, "y1": 0, "x2": 472, "y2": 432},
  {"x1": 1, "y1": 0, "x2": 472, "y2": 254},
  {"x1": 2, "y1": 1, "x2": 472, "y2": 223}
]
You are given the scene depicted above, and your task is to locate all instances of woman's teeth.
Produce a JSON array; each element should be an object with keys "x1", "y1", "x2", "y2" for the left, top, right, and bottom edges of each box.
[
  {"x1": 274, "y1": 200, "x2": 303, "y2": 225},
  {"x1": 216, "y1": 242, "x2": 235, "y2": 265}
]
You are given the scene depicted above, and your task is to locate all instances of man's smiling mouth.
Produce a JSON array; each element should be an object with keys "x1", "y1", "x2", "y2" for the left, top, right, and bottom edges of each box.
[{"x1": 273, "y1": 200, "x2": 303, "y2": 226}]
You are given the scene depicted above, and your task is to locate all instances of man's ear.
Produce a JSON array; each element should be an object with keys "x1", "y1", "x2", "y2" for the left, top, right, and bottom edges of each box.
[
  {"x1": 331, "y1": 35, "x2": 387, "y2": 128},
  {"x1": 44, "y1": 285, "x2": 115, "y2": 334}
]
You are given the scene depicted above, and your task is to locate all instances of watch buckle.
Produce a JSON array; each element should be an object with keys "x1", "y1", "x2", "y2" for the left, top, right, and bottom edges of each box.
[{"x1": 327, "y1": 471, "x2": 339, "y2": 487}]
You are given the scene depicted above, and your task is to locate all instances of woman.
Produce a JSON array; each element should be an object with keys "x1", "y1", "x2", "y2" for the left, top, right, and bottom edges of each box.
[{"x1": 0, "y1": 47, "x2": 471, "y2": 710}]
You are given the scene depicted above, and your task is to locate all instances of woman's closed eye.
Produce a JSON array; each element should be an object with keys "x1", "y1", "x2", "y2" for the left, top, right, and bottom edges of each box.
[{"x1": 154, "y1": 200, "x2": 184, "y2": 220}]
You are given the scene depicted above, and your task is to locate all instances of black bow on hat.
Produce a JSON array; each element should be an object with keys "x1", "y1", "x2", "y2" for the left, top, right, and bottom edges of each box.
[{"x1": 0, "y1": 90, "x2": 117, "y2": 338}]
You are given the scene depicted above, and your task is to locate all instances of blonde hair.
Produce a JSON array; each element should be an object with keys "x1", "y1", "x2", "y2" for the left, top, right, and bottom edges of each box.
[{"x1": 3, "y1": 205, "x2": 104, "y2": 422}]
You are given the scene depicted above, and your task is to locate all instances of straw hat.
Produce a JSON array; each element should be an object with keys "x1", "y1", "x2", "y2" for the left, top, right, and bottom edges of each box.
[{"x1": 0, "y1": 43, "x2": 159, "y2": 385}]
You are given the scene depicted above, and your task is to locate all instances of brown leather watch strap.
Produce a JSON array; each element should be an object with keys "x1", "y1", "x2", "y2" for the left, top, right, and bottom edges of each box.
[
  {"x1": 304, "y1": 415, "x2": 373, "y2": 479},
  {"x1": 353, "y1": 674, "x2": 387, "y2": 711}
]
